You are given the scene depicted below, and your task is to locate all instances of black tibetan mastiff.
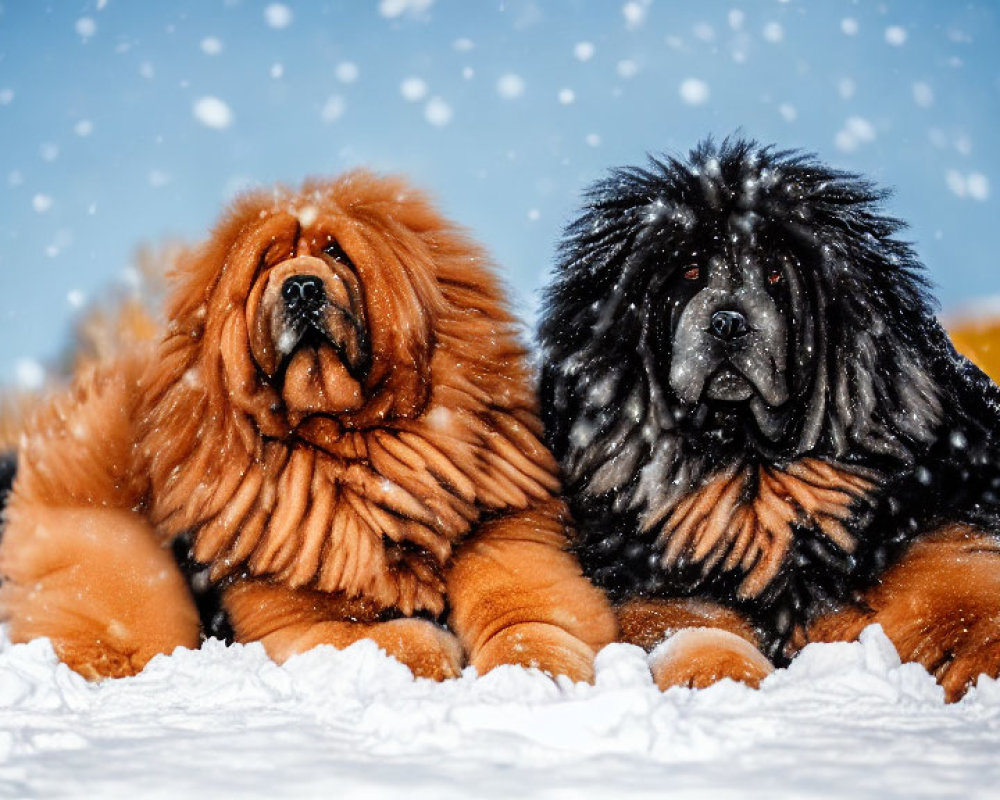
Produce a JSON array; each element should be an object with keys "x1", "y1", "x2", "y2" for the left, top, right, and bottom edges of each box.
[{"x1": 539, "y1": 137, "x2": 1000, "y2": 701}]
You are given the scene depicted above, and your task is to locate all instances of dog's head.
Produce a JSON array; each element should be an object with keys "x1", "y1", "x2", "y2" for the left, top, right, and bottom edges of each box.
[
  {"x1": 541, "y1": 138, "x2": 948, "y2": 501},
  {"x1": 160, "y1": 171, "x2": 452, "y2": 440}
]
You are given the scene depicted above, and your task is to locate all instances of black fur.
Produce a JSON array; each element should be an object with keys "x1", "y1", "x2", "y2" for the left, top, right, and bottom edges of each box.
[
  {"x1": 170, "y1": 533, "x2": 234, "y2": 643},
  {"x1": 539, "y1": 137, "x2": 1000, "y2": 661},
  {"x1": 0, "y1": 452, "x2": 15, "y2": 511}
]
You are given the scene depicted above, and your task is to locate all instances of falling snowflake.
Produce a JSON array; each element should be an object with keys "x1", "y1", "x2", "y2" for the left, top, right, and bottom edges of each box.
[
  {"x1": 148, "y1": 170, "x2": 172, "y2": 188},
  {"x1": 264, "y1": 4, "x2": 293, "y2": 29},
  {"x1": 400, "y1": 77, "x2": 428, "y2": 102},
  {"x1": 497, "y1": 74, "x2": 525, "y2": 99},
  {"x1": 885, "y1": 26, "x2": 907, "y2": 46},
  {"x1": 834, "y1": 116, "x2": 877, "y2": 152},
  {"x1": 424, "y1": 97, "x2": 453, "y2": 127},
  {"x1": 379, "y1": 0, "x2": 434, "y2": 18},
  {"x1": 336, "y1": 62, "x2": 359, "y2": 83},
  {"x1": 617, "y1": 60, "x2": 639, "y2": 79},
  {"x1": 947, "y1": 171, "x2": 991, "y2": 201},
  {"x1": 574, "y1": 42, "x2": 595, "y2": 62},
  {"x1": 200, "y1": 37, "x2": 223, "y2": 55},
  {"x1": 320, "y1": 95, "x2": 346, "y2": 123},
  {"x1": 75, "y1": 17, "x2": 97, "y2": 40},
  {"x1": 622, "y1": 1, "x2": 647, "y2": 30},
  {"x1": 679, "y1": 78, "x2": 710, "y2": 105},
  {"x1": 14, "y1": 358, "x2": 45, "y2": 390},
  {"x1": 762, "y1": 22, "x2": 784, "y2": 43},
  {"x1": 193, "y1": 96, "x2": 234, "y2": 130},
  {"x1": 912, "y1": 82, "x2": 934, "y2": 108}
]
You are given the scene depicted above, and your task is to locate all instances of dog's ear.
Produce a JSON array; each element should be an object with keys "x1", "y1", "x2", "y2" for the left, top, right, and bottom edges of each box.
[
  {"x1": 164, "y1": 193, "x2": 296, "y2": 337},
  {"x1": 792, "y1": 191, "x2": 945, "y2": 463},
  {"x1": 322, "y1": 180, "x2": 440, "y2": 421},
  {"x1": 539, "y1": 185, "x2": 655, "y2": 480},
  {"x1": 826, "y1": 302, "x2": 944, "y2": 463}
]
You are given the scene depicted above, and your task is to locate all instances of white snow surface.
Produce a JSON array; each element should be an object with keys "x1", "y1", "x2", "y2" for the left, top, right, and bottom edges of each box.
[{"x1": 2, "y1": 625, "x2": 999, "y2": 799}]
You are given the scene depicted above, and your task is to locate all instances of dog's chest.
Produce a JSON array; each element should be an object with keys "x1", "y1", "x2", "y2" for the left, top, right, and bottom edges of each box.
[
  {"x1": 654, "y1": 458, "x2": 875, "y2": 598},
  {"x1": 183, "y1": 431, "x2": 485, "y2": 615}
]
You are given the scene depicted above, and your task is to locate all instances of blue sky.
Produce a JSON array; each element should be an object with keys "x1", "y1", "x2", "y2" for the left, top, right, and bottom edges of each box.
[{"x1": 1, "y1": 0, "x2": 998, "y2": 387}]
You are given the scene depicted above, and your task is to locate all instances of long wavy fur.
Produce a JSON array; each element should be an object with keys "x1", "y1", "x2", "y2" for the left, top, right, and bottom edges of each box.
[{"x1": 540, "y1": 137, "x2": 1000, "y2": 659}]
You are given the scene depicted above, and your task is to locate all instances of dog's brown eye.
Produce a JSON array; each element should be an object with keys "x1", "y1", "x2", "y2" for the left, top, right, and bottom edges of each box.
[
  {"x1": 767, "y1": 269, "x2": 783, "y2": 285},
  {"x1": 683, "y1": 266, "x2": 701, "y2": 281}
]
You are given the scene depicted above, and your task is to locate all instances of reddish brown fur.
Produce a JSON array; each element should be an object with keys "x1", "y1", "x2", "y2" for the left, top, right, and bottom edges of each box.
[
  {"x1": 617, "y1": 597, "x2": 773, "y2": 690},
  {"x1": 617, "y1": 597, "x2": 761, "y2": 651},
  {"x1": 807, "y1": 524, "x2": 1000, "y2": 702},
  {"x1": 649, "y1": 629, "x2": 774, "y2": 691},
  {"x1": 656, "y1": 458, "x2": 874, "y2": 598},
  {"x1": 0, "y1": 171, "x2": 616, "y2": 681}
]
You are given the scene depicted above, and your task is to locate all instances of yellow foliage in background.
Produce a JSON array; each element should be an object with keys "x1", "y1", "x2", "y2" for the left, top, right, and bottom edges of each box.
[{"x1": 949, "y1": 317, "x2": 1000, "y2": 385}]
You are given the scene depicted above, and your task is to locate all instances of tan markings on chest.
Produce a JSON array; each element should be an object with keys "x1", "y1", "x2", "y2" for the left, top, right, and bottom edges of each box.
[{"x1": 656, "y1": 458, "x2": 875, "y2": 598}]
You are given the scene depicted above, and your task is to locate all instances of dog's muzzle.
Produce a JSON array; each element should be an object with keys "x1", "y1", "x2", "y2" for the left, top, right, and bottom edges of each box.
[{"x1": 668, "y1": 276, "x2": 788, "y2": 409}]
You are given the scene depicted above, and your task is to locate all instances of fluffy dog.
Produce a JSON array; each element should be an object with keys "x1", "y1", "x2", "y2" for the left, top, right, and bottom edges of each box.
[
  {"x1": 0, "y1": 171, "x2": 615, "y2": 681},
  {"x1": 539, "y1": 138, "x2": 1000, "y2": 701}
]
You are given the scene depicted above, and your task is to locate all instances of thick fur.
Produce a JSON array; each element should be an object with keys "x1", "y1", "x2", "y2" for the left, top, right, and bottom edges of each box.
[
  {"x1": 0, "y1": 171, "x2": 615, "y2": 681},
  {"x1": 539, "y1": 137, "x2": 1000, "y2": 700}
]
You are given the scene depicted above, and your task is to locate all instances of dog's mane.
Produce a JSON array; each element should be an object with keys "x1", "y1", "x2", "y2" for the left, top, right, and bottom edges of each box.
[
  {"x1": 134, "y1": 171, "x2": 558, "y2": 614},
  {"x1": 541, "y1": 139, "x2": 955, "y2": 497}
]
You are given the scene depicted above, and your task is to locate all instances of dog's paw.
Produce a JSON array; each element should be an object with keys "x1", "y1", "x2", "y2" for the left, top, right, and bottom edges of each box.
[
  {"x1": 471, "y1": 621, "x2": 597, "y2": 683},
  {"x1": 53, "y1": 640, "x2": 147, "y2": 680},
  {"x1": 366, "y1": 618, "x2": 465, "y2": 681},
  {"x1": 927, "y1": 635, "x2": 1000, "y2": 703},
  {"x1": 649, "y1": 627, "x2": 773, "y2": 691}
]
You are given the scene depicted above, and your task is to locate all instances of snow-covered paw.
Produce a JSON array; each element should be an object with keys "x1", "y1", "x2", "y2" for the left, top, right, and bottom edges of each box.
[
  {"x1": 649, "y1": 627, "x2": 774, "y2": 691},
  {"x1": 367, "y1": 618, "x2": 465, "y2": 681},
  {"x1": 472, "y1": 621, "x2": 597, "y2": 683}
]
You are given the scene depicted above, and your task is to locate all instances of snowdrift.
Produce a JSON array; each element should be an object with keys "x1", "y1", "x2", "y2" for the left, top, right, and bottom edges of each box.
[{"x1": 1, "y1": 624, "x2": 998, "y2": 799}]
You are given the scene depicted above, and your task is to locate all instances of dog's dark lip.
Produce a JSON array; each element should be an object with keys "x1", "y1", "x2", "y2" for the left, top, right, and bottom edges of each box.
[
  {"x1": 705, "y1": 363, "x2": 755, "y2": 402},
  {"x1": 272, "y1": 312, "x2": 371, "y2": 387},
  {"x1": 273, "y1": 324, "x2": 334, "y2": 385}
]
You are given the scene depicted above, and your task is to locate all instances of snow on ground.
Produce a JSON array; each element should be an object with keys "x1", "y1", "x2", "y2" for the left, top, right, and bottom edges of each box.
[{"x1": 1, "y1": 625, "x2": 999, "y2": 799}]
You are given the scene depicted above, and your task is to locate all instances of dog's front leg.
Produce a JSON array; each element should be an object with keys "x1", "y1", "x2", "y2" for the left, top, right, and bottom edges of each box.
[
  {"x1": 808, "y1": 524, "x2": 1000, "y2": 702},
  {"x1": 446, "y1": 498, "x2": 617, "y2": 683},
  {"x1": 0, "y1": 504, "x2": 201, "y2": 679}
]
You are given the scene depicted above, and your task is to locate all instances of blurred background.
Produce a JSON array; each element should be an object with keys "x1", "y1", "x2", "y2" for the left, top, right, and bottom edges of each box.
[{"x1": 1, "y1": 0, "x2": 998, "y2": 388}]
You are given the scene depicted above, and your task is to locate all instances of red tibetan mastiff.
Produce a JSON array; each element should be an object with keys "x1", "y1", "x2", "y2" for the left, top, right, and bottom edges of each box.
[
  {"x1": 539, "y1": 137, "x2": 1000, "y2": 701},
  {"x1": 0, "y1": 172, "x2": 615, "y2": 681}
]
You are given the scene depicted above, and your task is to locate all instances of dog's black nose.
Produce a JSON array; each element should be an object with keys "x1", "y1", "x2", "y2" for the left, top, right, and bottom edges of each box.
[
  {"x1": 709, "y1": 309, "x2": 750, "y2": 341},
  {"x1": 282, "y1": 275, "x2": 325, "y2": 314}
]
